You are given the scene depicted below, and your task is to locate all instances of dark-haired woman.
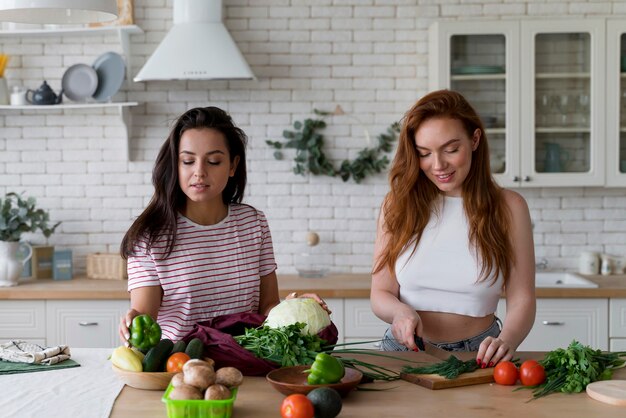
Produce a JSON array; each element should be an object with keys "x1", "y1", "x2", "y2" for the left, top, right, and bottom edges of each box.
[
  {"x1": 370, "y1": 90, "x2": 535, "y2": 367},
  {"x1": 118, "y1": 107, "x2": 325, "y2": 344}
]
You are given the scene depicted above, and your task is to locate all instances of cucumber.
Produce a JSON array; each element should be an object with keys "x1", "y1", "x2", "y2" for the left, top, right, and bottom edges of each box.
[
  {"x1": 170, "y1": 340, "x2": 187, "y2": 355},
  {"x1": 142, "y1": 338, "x2": 174, "y2": 372},
  {"x1": 184, "y1": 337, "x2": 204, "y2": 360}
]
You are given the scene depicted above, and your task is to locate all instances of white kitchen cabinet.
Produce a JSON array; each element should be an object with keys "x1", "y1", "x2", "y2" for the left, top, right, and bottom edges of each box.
[
  {"x1": 46, "y1": 300, "x2": 129, "y2": 348},
  {"x1": 609, "y1": 298, "x2": 626, "y2": 351},
  {"x1": 430, "y1": 19, "x2": 606, "y2": 187},
  {"x1": 606, "y1": 20, "x2": 626, "y2": 186},
  {"x1": 343, "y1": 298, "x2": 387, "y2": 349},
  {"x1": 0, "y1": 300, "x2": 46, "y2": 346},
  {"x1": 498, "y1": 298, "x2": 609, "y2": 351}
]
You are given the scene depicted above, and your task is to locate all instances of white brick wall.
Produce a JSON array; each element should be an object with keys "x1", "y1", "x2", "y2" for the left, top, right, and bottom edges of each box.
[{"x1": 1, "y1": 0, "x2": 626, "y2": 275}]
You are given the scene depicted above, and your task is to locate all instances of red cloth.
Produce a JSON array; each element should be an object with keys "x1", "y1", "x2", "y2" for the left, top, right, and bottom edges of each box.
[{"x1": 183, "y1": 312, "x2": 339, "y2": 376}]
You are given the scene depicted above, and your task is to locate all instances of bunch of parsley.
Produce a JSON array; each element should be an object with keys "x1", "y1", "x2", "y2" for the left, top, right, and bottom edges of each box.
[{"x1": 234, "y1": 322, "x2": 325, "y2": 367}]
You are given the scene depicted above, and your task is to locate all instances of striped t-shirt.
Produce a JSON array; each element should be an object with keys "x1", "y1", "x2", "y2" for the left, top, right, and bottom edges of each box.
[{"x1": 127, "y1": 203, "x2": 277, "y2": 341}]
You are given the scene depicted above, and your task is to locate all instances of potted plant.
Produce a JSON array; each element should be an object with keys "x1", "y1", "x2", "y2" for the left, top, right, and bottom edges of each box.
[{"x1": 0, "y1": 192, "x2": 60, "y2": 287}]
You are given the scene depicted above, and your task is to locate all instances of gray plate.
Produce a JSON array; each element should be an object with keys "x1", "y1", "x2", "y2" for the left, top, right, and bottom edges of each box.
[
  {"x1": 61, "y1": 63, "x2": 98, "y2": 102},
  {"x1": 92, "y1": 51, "x2": 126, "y2": 102}
]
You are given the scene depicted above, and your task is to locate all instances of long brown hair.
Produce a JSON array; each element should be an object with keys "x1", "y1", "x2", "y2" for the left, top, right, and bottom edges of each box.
[
  {"x1": 120, "y1": 107, "x2": 248, "y2": 259},
  {"x1": 373, "y1": 90, "x2": 512, "y2": 285}
]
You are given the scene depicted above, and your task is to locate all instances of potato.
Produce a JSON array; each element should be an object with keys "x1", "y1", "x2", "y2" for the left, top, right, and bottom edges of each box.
[
  {"x1": 169, "y1": 384, "x2": 202, "y2": 400},
  {"x1": 183, "y1": 365, "x2": 216, "y2": 391},
  {"x1": 204, "y1": 384, "x2": 231, "y2": 400},
  {"x1": 215, "y1": 367, "x2": 244, "y2": 388}
]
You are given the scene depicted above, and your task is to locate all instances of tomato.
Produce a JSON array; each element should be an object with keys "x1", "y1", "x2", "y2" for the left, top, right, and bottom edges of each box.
[
  {"x1": 519, "y1": 360, "x2": 546, "y2": 386},
  {"x1": 166, "y1": 352, "x2": 190, "y2": 373},
  {"x1": 493, "y1": 361, "x2": 519, "y2": 385},
  {"x1": 280, "y1": 394, "x2": 314, "y2": 418}
]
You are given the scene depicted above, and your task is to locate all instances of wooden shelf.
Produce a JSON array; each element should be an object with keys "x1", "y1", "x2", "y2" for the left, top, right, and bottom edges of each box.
[{"x1": 0, "y1": 24, "x2": 142, "y2": 37}]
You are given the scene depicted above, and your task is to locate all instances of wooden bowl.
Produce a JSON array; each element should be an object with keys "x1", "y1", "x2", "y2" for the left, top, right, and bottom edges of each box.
[
  {"x1": 266, "y1": 365, "x2": 363, "y2": 398},
  {"x1": 112, "y1": 365, "x2": 176, "y2": 390}
]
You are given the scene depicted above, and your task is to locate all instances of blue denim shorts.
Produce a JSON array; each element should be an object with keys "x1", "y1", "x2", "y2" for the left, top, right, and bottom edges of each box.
[{"x1": 380, "y1": 318, "x2": 502, "y2": 352}]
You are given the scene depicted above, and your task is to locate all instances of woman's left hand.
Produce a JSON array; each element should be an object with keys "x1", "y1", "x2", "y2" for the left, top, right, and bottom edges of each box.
[
  {"x1": 476, "y1": 336, "x2": 514, "y2": 368},
  {"x1": 286, "y1": 291, "x2": 331, "y2": 314}
]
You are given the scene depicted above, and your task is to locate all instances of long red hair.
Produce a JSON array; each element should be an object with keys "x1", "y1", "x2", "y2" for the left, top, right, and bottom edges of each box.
[{"x1": 374, "y1": 90, "x2": 512, "y2": 285}]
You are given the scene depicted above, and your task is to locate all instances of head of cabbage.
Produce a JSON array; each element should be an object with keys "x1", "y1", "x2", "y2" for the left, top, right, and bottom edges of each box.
[{"x1": 264, "y1": 298, "x2": 331, "y2": 335}]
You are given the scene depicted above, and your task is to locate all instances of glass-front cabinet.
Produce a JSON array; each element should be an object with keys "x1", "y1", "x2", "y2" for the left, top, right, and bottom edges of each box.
[
  {"x1": 430, "y1": 20, "x2": 605, "y2": 187},
  {"x1": 606, "y1": 20, "x2": 626, "y2": 186}
]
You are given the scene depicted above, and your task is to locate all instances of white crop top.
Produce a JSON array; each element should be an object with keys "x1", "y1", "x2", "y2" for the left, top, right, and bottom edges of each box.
[{"x1": 395, "y1": 196, "x2": 503, "y2": 317}]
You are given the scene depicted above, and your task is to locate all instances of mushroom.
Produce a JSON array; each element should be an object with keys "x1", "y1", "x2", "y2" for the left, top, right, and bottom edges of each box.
[
  {"x1": 183, "y1": 364, "x2": 216, "y2": 391},
  {"x1": 170, "y1": 372, "x2": 185, "y2": 388},
  {"x1": 183, "y1": 358, "x2": 214, "y2": 374},
  {"x1": 169, "y1": 384, "x2": 202, "y2": 400},
  {"x1": 215, "y1": 367, "x2": 244, "y2": 388},
  {"x1": 204, "y1": 384, "x2": 231, "y2": 400}
]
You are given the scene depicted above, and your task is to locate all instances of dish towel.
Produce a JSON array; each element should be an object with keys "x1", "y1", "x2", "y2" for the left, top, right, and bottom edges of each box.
[{"x1": 0, "y1": 340, "x2": 71, "y2": 364}]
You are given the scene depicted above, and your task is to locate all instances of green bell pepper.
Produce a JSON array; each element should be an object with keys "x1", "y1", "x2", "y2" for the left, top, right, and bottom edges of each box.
[
  {"x1": 128, "y1": 314, "x2": 161, "y2": 352},
  {"x1": 306, "y1": 352, "x2": 345, "y2": 385}
]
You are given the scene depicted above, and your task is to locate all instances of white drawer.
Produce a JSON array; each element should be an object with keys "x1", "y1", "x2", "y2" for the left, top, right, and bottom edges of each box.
[
  {"x1": 609, "y1": 299, "x2": 626, "y2": 338},
  {"x1": 344, "y1": 337, "x2": 383, "y2": 350},
  {"x1": 344, "y1": 298, "x2": 388, "y2": 338},
  {"x1": 499, "y1": 298, "x2": 608, "y2": 351},
  {"x1": 610, "y1": 338, "x2": 626, "y2": 351},
  {"x1": 46, "y1": 300, "x2": 129, "y2": 348},
  {"x1": 0, "y1": 300, "x2": 46, "y2": 340}
]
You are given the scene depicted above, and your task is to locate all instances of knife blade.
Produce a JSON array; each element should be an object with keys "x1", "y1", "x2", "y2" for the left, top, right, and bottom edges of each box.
[{"x1": 414, "y1": 336, "x2": 457, "y2": 360}]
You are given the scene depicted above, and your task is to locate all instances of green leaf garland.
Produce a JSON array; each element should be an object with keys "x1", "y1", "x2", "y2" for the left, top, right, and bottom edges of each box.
[{"x1": 266, "y1": 109, "x2": 400, "y2": 183}]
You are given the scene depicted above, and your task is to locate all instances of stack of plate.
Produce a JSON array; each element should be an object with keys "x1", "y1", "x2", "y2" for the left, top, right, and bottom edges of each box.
[{"x1": 61, "y1": 52, "x2": 126, "y2": 103}]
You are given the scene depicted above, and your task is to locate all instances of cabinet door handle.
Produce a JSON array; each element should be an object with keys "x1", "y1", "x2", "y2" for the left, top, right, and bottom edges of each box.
[
  {"x1": 542, "y1": 321, "x2": 565, "y2": 326},
  {"x1": 79, "y1": 321, "x2": 99, "y2": 326},
  {"x1": 372, "y1": 342, "x2": 381, "y2": 348},
  {"x1": 523, "y1": 176, "x2": 531, "y2": 182},
  {"x1": 513, "y1": 176, "x2": 520, "y2": 182}
]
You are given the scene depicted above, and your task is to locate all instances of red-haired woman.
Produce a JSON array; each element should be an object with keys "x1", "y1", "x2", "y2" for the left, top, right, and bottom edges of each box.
[{"x1": 371, "y1": 90, "x2": 535, "y2": 367}]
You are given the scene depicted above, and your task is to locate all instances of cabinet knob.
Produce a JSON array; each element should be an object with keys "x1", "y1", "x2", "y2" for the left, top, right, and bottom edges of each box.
[
  {"x1": 541, "y1": 321, "x2": 565, "y2": 326},
  {"x1": 523, "y1": 176, "x2": 531, "y2": 182},
  {"x1": 513, "y1": 176, "x2": 520, "y2": 182},
  {"x1": 79, "y1": 321, "x2": 99, "y2": 326}
]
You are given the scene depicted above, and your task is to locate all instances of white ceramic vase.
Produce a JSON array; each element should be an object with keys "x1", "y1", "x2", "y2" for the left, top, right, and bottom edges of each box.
[{"x1": 0, "y1": 241, "x2": 33, "y2": 287}]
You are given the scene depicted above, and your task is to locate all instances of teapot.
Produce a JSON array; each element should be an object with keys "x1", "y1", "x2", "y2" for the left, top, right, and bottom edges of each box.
[{"x1": 25, "y1": 81, "x2": 63, "y2": 105}]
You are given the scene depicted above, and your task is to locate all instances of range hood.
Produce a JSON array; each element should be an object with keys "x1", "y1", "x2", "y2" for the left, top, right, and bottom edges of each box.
[{"x1": 134, "y1": 0, "x2": 255, "y2": 82}]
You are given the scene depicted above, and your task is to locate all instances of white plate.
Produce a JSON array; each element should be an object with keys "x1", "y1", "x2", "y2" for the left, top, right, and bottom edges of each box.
[
  {"x1": 61, "y1": 63, "x2": 98, "y2": 102},
  {"x1": 92, "y1": 51, "x2": 126, "y2": 102}
]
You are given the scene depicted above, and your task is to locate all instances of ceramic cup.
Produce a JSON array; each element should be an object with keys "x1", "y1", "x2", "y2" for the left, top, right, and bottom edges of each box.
[{"x1": 10, "y1": 85, "x2": 27, "y2": 106}]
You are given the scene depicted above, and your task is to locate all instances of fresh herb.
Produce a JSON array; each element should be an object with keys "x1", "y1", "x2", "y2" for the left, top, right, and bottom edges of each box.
[
  {"x1": 233, "y1": 323, "x2": 325, "y2": 367},
  {"x1": 402, "y1": 355, "x2": 479, "y2": 379},
  {"x1": 529, "y1": 340, "x2": 626, "y2": 400}
]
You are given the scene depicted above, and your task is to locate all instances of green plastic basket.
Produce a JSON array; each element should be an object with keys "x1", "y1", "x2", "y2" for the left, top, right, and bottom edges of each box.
[{"x1": 161, "y1": 383, "x2": 238, "y2": 418}]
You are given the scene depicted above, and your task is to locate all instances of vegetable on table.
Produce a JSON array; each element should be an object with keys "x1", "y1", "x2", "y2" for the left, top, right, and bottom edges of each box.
[
  {"x1": 529, "y1": 340, "x2": 626, "y2": 400},
  {"x1": 128, "y1": 314, "x2": 161, "y2": 352},
  {"x1": 280, "y1": 393, "x2": 315, "y2": 418},
  {"x1": 166, "y1": 352, "x2": 191, "y2": 373},
  {"x1": 494, "y1": 361, "x2": 519, "y2": 386},
  {"x1": 305, "y1": 352, "x2": 345, "y2": 385},
  {"x1": 265, "y1": 298, "x2": 331, "y2": 336},
  {"x1": 111, "y1": 346, "x2": 143, "y2": 372},
  {"x1": 519, "y1": 360, "x2": 546, "y2": 386}
]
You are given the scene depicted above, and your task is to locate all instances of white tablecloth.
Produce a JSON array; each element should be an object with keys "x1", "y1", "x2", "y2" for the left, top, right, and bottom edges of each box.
[{"x1": 0, "y1": 348, "x2": 124, "y2": 418}]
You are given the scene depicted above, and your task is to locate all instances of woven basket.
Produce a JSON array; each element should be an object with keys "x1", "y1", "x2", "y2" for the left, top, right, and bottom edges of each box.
[{"x1": 87, "y1": 253, "x2": 127, "y2": 280}]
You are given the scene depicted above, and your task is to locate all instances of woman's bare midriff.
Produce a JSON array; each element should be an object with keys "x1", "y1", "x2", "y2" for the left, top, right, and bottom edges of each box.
[{"x1": 418, "y1": 311, "x2": 495, "y2": 343}]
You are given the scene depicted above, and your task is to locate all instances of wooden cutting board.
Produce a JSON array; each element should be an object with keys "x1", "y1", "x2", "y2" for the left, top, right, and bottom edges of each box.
[
  {"x1": 400, "y1": 352, "x2": 494, "y2": 390},
  {"x1": 586, "y1": 380, "x2": 626, "y2": 406}
]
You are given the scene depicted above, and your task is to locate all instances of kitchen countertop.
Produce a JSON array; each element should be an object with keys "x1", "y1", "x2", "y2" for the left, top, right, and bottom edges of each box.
[
  {"x1": 1, "y1": 273, "x2": 626, "y2": 300},
  {"x1": 109, "y1": 350, "x2": 626, "y2": 418}
]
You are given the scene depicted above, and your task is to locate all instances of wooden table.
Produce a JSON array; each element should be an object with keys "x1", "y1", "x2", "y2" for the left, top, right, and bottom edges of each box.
[{"x1": 109, "y1": 351, "x2": 626, "y2": 417}]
